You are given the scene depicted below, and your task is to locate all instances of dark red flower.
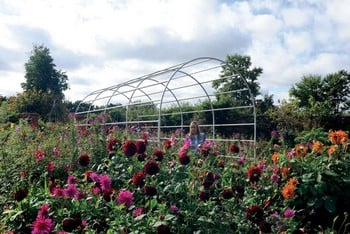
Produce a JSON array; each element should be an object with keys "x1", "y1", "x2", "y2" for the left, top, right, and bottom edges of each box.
[
  {"x1": 123, "y1": 140, "x2": 137, "y2": 157},
  {"x1": 107, "y1": 138, "x2": 122, "y2": 152},
  {"x1": 178, "y1": 153, "x2": 190, "y2": 165},
  {"x1": 163, "y1": 139, "x2": 172, "y2": 149},
  {"x1": 221, "y1": 188, "x2": 234, "y2": 199},
  {"x1": 153, "y1": 148, "x2": 164, "y2": 161},
  {"x1": 235, "y1": 184, "x2": 245, "y2": 199},
  {"x1": 132, "y1": 171, "x2": 145, "y2": 187},
  {"x1": 246, "y1": 205, "x2": 264, "y2": 224},
  {"x1": 143, "y1": 160, "x2": 160, "y2": 175},
  {"x1": 137, "y1": 153, "x2": 147, "y2": 161},
  {"x1": 143, "y1": 185, "x2": 157, "y2": 196},
  {"x1": 157, "y1": 224, "x2": 171, "y2": 234},
  {"x1": 199, "y1": 170, "x2": 215, "y2": 188},
  {"x1": 102, "y1": 188, "x2": 115, "y2": 202},
  {"x1": 78, "y1": 152, "x2": 90, "y2": 167},
  {"x1": 62, "y1": 217, "x2": 82, "y2": 232},
  {"x1": 200, "y1": 146, "x2": 211, "y2": 157},
  {"x1": 198, "y1": 191, "x2": 210, "y2": 201},
  {"x1": 13, "y1": 189, "x2": 28, "y2": 201},
  {"x1": 258, "y1": 221, "x2": 272, "y2": 233},
  {"x1": 247, "y1": 165, "x2": 262, "y2": 183},
  {"x1": 136, "y1": 140, "x2": 147, "y2": 154},
  {"x1": 230, "y1": 144, "x2": 240, "y2": 154}
]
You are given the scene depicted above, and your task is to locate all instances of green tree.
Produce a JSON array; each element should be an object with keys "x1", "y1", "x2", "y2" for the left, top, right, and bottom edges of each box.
[
  {"x1": 20, "y1": 45, "x2": 69, "y2": 120},
  {"x1": 213, "y1": 54, "x2": 262, "y2": 105},
  {"x1": 290, "y1": 70, "x2": 350, "y2": 114}
]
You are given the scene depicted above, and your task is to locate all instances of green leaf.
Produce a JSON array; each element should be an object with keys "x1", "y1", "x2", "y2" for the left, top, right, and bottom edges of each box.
[{"x1": 324, "y1": 197, "x2": 337, "y2": 213}]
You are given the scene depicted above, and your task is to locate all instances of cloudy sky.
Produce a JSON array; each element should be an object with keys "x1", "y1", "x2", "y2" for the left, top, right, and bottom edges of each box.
[{"x1": 0, "y1": 0, "x2": 349, "y2": 103}]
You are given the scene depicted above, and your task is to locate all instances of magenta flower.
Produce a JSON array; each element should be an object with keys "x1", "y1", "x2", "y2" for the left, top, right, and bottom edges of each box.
[
  {"x1": 284, "y1": 209, "x2": 295, "y2": 218},
  {"x1": 31, "y1": 216, "x2": 55, "y2": 234},
  {"x1": 37, "y1": 204, "x2": 50, "y2": 218},
  {"x1": 170, "y1": 205, "x2": 179, "y2": 214},
  {"x1": 47, "y1": 162, "x2": 55, "y2": 173},
  {"x1": 99, "y1": 175, "x2": 112, "y2": 191},
  {"x1": 67, "y1": 175, "x2": 77, "y2": 185},
  {"x1": 64, "y1": 184, "x2": 78, "y2": 198},
  {"x1": 117, "y1": 190, "x2": 134, "y2": 208}
]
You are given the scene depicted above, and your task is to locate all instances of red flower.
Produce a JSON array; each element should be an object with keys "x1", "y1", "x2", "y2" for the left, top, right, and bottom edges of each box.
[
  {"x1": 143, "y1": 185, "x2": 157, "y2": 196},
  {"x1": 163, "y1": 139, "x2": 172, "y2": 149},
  {"x1": 78, "y1": 152, "x2": 90, "y2": 167},
  {"x1": 137, "y1": 153, "x2": 147, "y2": 161},
  {"x1": 198, "y1": 191, "x2": 210, "y2": 201},
  {"x1": 107, "y1": 138, "x2": 122, "y2": 152},
  {"x1": 178, "y1": 152, "x2": 190, "y2": 165},
  {"x1": 153, "y1": 148, "x2": 164, "y2": 161},
  {"x1": 123, "y1": 140, "x2": 137, "y2": 157},
  {"x1": 230, "y1": 144, "x2": 240, "y2": 154},
  {"x1": 132, "y1": 171, "x2": 145, "y2": 187},
  {"x1": 221, "y1": 188, "x2": 234, "y2": 199},
  {"x1": 247, "y1": 166, "x2": 262, "y2": 183},
  {"x1": 102, "y1": 188, "x2": 115, "y2": 202},
  {"x1": 143, "y1": 160, "x2": 160, "y2": 175},
  {"x1": 136, "y1": 140, "x2": 147, "y2": 154},
  {"x1": 47, "y1": 162, "x2": 55, "y2": 172},
  {"x1": 35, "y1": 150, "x2": 46, "y2": 162}
]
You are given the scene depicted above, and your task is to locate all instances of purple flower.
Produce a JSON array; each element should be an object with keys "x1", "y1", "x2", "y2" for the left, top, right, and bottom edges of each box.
[
  {"x1": 283, "y1": 209, "x2": 295, "y2": 218},
  {"x1": 170, "y1": 205, "x2": 179, "y2": 214},
  {"x1": 237, "y1": 156, "x2": 245, "y2": 165},
  {"x1": 99, "y1": 175, "x2": 112, "y2": 192},
  {"x1": 117, "y1": 190, "x2": 134, "y2": 208},
  {"x1": 64, "y1": 184, "x2": 78, "y2": 198},
  {"x1": 31, "y1": 216, "x2": 55, "y2": 234},
  {"x1": 67, "y1": 175, "x2": 77, "y2": 185}
]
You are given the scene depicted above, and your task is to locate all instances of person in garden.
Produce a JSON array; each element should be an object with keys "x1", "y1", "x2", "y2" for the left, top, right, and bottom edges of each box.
[{"x1": 186, "y1": 121, "x2": 206, "y2": 150}]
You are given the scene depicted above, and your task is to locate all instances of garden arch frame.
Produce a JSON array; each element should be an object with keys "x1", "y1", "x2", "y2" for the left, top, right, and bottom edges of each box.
[{"x1": 75, "y1": 57, "x2": 256, "y2": 159}]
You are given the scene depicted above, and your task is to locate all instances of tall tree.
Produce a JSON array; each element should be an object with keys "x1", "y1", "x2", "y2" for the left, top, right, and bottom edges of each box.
[
  {"x1": 290, "y1": 70, "x2": 350, "y2": 114},
  {"x1": 20, "y1": 45, "x2": 69, "y2": 120},
  {"x1": 213, "y1": 54, "x2": 262, "y2": 105}
]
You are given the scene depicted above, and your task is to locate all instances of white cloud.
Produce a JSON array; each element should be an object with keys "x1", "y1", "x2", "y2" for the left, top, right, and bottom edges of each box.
[{"x1": 0, "y1": 0, "x2": 349, "y2": 106}]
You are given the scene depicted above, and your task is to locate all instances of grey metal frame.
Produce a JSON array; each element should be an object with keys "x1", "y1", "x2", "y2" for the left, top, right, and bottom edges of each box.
[{"x1": 75, "y1": 57, "x2": 256, "y2": 159}]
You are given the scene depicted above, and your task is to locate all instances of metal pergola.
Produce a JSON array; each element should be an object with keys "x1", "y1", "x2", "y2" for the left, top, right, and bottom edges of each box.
[{"x1": 75, "y1": 57, "x2": 256, "y2": 159}]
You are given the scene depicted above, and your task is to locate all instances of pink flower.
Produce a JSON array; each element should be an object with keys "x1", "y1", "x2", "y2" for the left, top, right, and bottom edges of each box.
[
  {"x1": 92, "y1": 186, "x2": 101, "y2": 195},
  {"x1": 35, "y1": 150, "x2": 46, "y2": 162},
  {"x1": 170, "y1": 205, "x2": 179, "y2": 214},
  {"x1": 133, "y1": 207, "x2": 144, "y2": 218},
  {"x1": 64, "y1": 184, "x2": 78, "y2": 198},
  {"x1": 117, "y1": 190, "x2": 134, "y2": 208},
  {"x1": 283, "y1": 209, "x2": 295, "y2": 218},
  {"x1": 67, "y1": 175, "x2": 77, "y2": 185},
  {"x1": 37, "y1": 204, "x2": 50, "y2": 218},
  {"x1": 52, "y1": 187, "x2": 65, "y2": 197},
  {"x1": 99, "y1": 175, "x2": 112, "y2": 192},
  {"x1": 31, "y1": 216, "x2": 55, "y2": 234}
]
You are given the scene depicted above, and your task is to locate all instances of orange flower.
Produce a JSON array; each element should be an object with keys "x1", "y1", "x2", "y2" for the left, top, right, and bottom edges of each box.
[
  {"x1": 281, "y1": 184, "x2": 296, "y2": 200},
  {"x1": 287, "y1": 177, "x2": 299, "y2": 186},
  {"x1": 327, "y1": 145, "x2": 337, "y2": 156},
  {"x1": 271, "y1": 152, "x2": 279, "y2": 164},
  {"x1": 329, "y1": 130, "x2": 348, "y2": 145},
  {"x1": 281, "y1": 178, "x2": 298, "y2": 200},
  {"x1": 280, "y1": 166, "x2": 290, "y2": 178},
  {"x1": 312, "y1": 140, "x2": 324, "y2": 154},
  {"x1": 294, "y1": 144, "x2": 308, "y2": 157}
]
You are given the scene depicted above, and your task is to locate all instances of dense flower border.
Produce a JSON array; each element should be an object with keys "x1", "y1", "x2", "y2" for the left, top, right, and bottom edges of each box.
[{"x1": 0, "y1": 118, "x2": 349, "y2": 233}]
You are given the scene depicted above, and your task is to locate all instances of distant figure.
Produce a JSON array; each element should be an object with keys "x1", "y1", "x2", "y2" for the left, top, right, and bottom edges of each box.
[{"x1": 187, "y1": 121, "x2": 206, "y2": 150}]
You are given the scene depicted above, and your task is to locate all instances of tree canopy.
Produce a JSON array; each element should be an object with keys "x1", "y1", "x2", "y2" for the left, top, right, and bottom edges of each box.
[{"x1": 20, "y1": 44, "x2": 69, "y2": 120}]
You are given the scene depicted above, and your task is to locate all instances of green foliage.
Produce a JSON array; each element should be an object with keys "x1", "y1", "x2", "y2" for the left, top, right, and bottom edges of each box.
[
  {"x1": 20, "y1": 44, "x2": 69, "y2": 121},
  {"x1": 213, "y1": 54, "x2": 262, "y2": 105}
]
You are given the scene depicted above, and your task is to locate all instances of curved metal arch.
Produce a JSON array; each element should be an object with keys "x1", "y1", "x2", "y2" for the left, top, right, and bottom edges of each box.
[{"x1": 158, "y1": 68, "x2": 215, "y2": 141}]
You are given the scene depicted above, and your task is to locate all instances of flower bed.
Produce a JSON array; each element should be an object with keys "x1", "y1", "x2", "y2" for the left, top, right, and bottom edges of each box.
[{"x1": 0, "y1": 118, "x2": 349, "y2": 233}]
